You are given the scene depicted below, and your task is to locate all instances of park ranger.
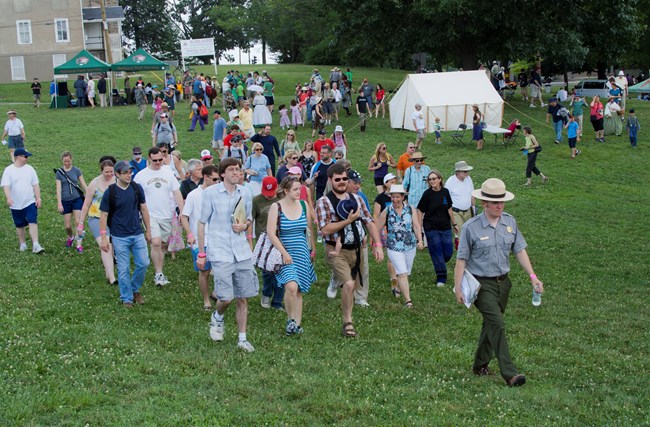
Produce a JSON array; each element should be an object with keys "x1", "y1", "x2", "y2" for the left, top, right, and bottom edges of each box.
[{"x1": 453, "y1": 178, "x2": 544, "y2": 387}]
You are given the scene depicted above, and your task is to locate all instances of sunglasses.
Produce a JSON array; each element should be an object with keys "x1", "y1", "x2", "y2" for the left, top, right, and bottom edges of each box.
[
  {"x1": 151, "y1": 158, "x2": 164, "y2": 163},
  {"x1": 160, "y1": 150, "x2": 168, "y2": 153},
  {"x1": 333, "y1": 177, "x2": 348, "y2": 182},
  {"x1": 290, "y1": 156, "x2": 299, "y2": 160},
  {"x1": 428, "y1": 176, "x2": 440, "y2": 181},
  {"x1": 413, "y1": 159, "x2": 423, "y2": 163},
  {"x1": 254, "y1": 149, "x2": 263, "y2": 152}
]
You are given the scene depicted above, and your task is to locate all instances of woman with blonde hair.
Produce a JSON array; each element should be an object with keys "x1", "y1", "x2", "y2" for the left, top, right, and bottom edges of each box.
[
  {"x1": 244, "y1": 141, "x2": 271, "y2": 196},
  {"x1": 368, "y1": 142, "x2": 396, "y2": 193},
  {"x1": 280, "y1": 129, "x2": 300, "y2": 157}
]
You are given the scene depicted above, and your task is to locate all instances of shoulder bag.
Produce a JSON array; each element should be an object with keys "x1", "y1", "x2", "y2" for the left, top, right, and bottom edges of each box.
[{"x1": 252, "y1": 202, "x2": 284, "y2": 273}]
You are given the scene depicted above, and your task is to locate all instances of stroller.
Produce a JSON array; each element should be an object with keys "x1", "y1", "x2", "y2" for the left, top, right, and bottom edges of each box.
[{"x1": 500, "y1": 82, "x2": 518, "y2": 101}]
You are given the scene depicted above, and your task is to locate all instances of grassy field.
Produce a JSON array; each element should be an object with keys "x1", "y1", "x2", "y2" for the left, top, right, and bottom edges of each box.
[{"x1": 0, "y1": 64, "x2": 649, "y2": 425}]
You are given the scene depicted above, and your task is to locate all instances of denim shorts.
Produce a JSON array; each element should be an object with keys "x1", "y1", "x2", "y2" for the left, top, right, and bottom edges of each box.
[
  {"x1": 61, "y1": 197, "x2": 84, "y2": 215},
  {"x1": 11, "y1": 203, "x2": 37, "y2": 227},
  {"x1": 211, "y1": 258, "x2": 258, "y2": 301}
]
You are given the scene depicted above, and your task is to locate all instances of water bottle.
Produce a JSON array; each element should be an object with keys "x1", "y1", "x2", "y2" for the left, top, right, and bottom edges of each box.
[
  {"x1": 532, "y1": 291, "x2": 541, "y2": 306},
  {"x1": 317, "y1": 231, "x2": 323, "y2": 243}
]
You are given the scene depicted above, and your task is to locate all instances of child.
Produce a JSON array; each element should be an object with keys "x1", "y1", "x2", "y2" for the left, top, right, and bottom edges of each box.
[
  {"x1": 521, "y1": 126, "x2": 549, "y2": 186},
  {"x1": 154, "y1": 95, "x2": 163, "y2": 114},
  {"x1": 626, "y1": 109, "x2": 640, "y2": 147},
  {"x1": 278, "y1": 104, "x2": 290, "y2": 130},
  {"x1": 290, "y1": 99, "x2": 303, "y2": 129},
  {"x1": 433, "y1": 117, "x2": 443, "y2": 144},
  {"x1": 328, "y1": 235, "x2": 343, "y2": 256},
  {"x1": 564, "y1": 114, "x2": 582, "y2": 158},
  {"x1": 570, "y1": 94, "x2": 587, "y2": 136}
]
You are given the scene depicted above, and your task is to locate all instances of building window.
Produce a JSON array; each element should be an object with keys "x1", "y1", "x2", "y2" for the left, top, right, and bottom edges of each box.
[
  {"x1": 55, "y1": 18, "x2": 69, "y2": 42},
  {"x1": 16, "y1": 20, "x2": 32, "y2": 45},
  {"x1": 10, "y1": 56, "x2": 26, "y2": 81}
]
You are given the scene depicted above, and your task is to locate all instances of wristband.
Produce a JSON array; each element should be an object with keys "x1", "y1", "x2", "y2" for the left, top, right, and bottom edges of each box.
[
  {"x1": 452, "y1": 223, "x2": 458, "y2": 227},
  {"x1": 310, "y1": 250, "x2": 316, "y2": 256},
  {"x1": 99, "y1": 230, "x2": 107, "y2": 235},
  {"x1": 530, "y1": 274, "x2": 537, "y2": 280},
  {"x1": 197, "y1": 252, "x2": 206, "y2": 258},
  {"x1": 372, "y1": 243, "x2": 383, "y2": 248},
  {"x1": 187, "y1": 233, "x2": 194, "y2": 240},
  {"x1": 247, "y1": 234, "x2": 253, "y2": 239},
  {"x1": 77, "y1": 224, "x2": 84, "y2": 230}
]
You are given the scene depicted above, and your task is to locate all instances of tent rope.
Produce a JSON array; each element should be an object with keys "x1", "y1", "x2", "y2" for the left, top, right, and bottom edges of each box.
[{"x1": 503, "y1": 99, "x2": 554, "y2": 130}]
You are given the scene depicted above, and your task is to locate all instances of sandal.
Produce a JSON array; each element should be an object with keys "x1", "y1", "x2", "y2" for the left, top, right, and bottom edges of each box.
[
  {"x1": 391, "y1": 287, "x2": 401, "y2": 298},
  {"x1": 342, "y1": 322, "x2": 358, "y2": 338},
  {"x1": 405, "y1": 300, "x2": 414, "y2": 309},
  {"x1": 203, "y1": 304, "x2": 212, "y2": 311}
]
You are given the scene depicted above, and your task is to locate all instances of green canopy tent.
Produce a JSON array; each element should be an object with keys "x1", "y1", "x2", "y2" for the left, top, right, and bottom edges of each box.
[
  {"x1": 628, "y1": 78, "x2": 650, "y2": 94},
  {"x1": 110, "y1": 48, "x2": 168, "y2": 107},
  {"x1": 52, "y1": 50, "x2": 112, "y2": 108}
]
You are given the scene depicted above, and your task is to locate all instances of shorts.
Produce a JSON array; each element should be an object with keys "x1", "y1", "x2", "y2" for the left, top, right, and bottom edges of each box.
[
  {"x1": 592, "y1": 118, "x2": 604, "y2": 132},
  {"x1": 8, "y1": 135, "x2": 24, "y2": 149},
  {"x1": 210, "y1": 258, "x2": 258, "y2": 301},
  {"x1": 88, "y1": 91, "x2": 95, "y2": 98},
  {"x1": 530, "y1": 85, "x2": 540, "y2": 97},
  {"x1": 416, "y1": 128, "x2": 426, "y2": 139},
  {"x1": 149, "y1": 217, "x2": 172, "y2": 242},
  {"x1": 33, "y1": 94, "x2": 41, "y2": 100},
  {"x1": 568, "y1": 137, "x2": 577, "y2": 148},
  {"x1": 332, "y1": 102, "x2": 340, "y2": 112},
  {"x1": 61, "y1": 197, "x2": 84, "y2": 215},
  {"x1": 192, "y1": 246, "x2": 212, "y2": 272},
  {"x1": 374, "y1": 176, "x2": 385, "y2": 187},
  {"x1": 212, "y1": 139, "x2": 224, "y2": 150},
  {"x1": 387, "y1": 248, "x2": 417, "y2": 275},
  {"x1": 434, "y1": 131, "x2": 441, "y2": 138},
  {"x1": 323, "y1": 101, "x2": 334, "y2": 114},
  {"x1": 264, "y1": 96, "x2": 274, "y2": 106},
  {"x1": 325, "y1": 246, "x2": 366, "y2": 287},
  {"x1": 10, "y1": 203, "x2": 37, "y2": 227},
  {"x1": 88, "y1": 216, "x2": 110, "y2": 239}
]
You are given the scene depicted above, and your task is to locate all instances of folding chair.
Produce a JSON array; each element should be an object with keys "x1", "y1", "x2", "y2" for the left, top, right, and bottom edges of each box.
[
  {"x1": 451, "y1": 124, "x2": 467, "y2": 146},
  {"x1": 503, "y1": 127, "x2": 520, "y2": 148}
]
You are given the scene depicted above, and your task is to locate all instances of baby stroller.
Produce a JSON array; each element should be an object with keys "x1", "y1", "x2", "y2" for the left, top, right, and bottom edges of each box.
[
  {"x1": 500, "y1": 82, "x2": 518, "y2": 101},
  {"x1": 112, "y1": 89, "x2": 127, "y2": 106}
]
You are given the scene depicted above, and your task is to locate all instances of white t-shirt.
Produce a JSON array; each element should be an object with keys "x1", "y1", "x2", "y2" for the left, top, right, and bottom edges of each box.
[
  {"x1": 557, "y1": 89, "x2": 568, "y2": 102},
  {"x1": 181, "y1": 186, "x2": 208, "y2": 249},
  {"x1": 4, "y1": 118, "x2": 24, "y2": 136},
  {"x1": 87, "y1": 79, "x2": 95, "y2": 94},
  {"x1": 134, "y1": 166, "x2": 180, "y2": 219},
  {"x1": 605, "y1": 101, "x2": 621, "y2": 117},
  {"x1": 1, "y1": 164, "x2": 38, "y2": 209},
  {"x1": 412, "y1": 110, "x2": 425, "y2": 130},
  {"x1": 445, "y1": 174, "x2": 474, "y2": 211},
  {"x1": 615, "y1": 76, "x2": 628, "y2": 91}
]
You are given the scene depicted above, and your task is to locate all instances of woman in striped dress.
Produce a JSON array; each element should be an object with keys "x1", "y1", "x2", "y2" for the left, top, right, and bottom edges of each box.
[{"x1": 267, "y1": 177, "x2": 317, "y2": 336}]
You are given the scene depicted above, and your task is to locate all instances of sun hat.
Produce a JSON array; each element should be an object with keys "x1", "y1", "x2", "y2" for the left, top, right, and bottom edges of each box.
[
  {"x1": 454, "y1": 160, "x2": 474, "y2": 172},
  {"x1": 387, "y1": 184, "x2": 408, "y2": 195},
  {"x1": 383, "y1": 173, "x2": 397, "y2": 185},
  {"x1": 472, "y1": 178, "x2": 515, "y2": 202},
  {"x1": 13, "y1": 148, "x2": 32, "y2": 157},
  {"x1": 200, "y1": 149, "x2": 212, "y2": 160},
  {"x1": 347, "y1": 169, "x2": 362, "y2": 183},
  {"x1": 472, "y1": 103, "x2": 479, "y2": 109},
  {"x1": 336, "y1": 197, "x2": 359, "y2": 220},
  {"x1": 410, "y1": 152, "x2": 426, "y2": 161},
  {"x1": 261, "y1": 176, "x2": 278, "y2": 197},
  {"x1": 618, "y1": 70, "x2": 625, "y2": 76},
  {"x1": 6, "y1": 110, "x2": 17, "y2": 115},
  {"x1": 114, "y1": 160, "x2": 134, "y2": 173},
  {"x1": 288, "y1": 166, "x2": 302, "y2": 175},
  {"x1": 335, "y1": 125, "x2": 343, "y2": 133}
]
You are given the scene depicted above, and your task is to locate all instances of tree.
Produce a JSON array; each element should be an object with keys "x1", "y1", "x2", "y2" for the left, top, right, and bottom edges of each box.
[{"x1": 120, "y1": 0, "x2": 180, "y2": 59}]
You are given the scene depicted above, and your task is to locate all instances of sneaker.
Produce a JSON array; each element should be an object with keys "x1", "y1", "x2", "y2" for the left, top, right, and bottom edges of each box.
[
  {"x1": 542, "y1": 176, "x2": 549, "y2": 183},
  {"x1": 575, "y1": 149, "x2": 581, "y2": 157},
  {"x1": 154, "y1": 273, "x2": 170, "y2": 287},
  {"x1": 529, "y1": 104, "x2": 536, "y2": 108},
  {"x1": 507, "y1": 374, "x2": 527, "y2": 387},
  {"x1": 260, "y1": 295, "x2": 271, "y2": 309},
  {"x1": 355, "y1": 299, "x2": 370, "y2": 307},
  {"x1": 541, "y1": 103, "x2": 547, "y2": 107},
  {"x1": 66, "y1": 237, "x2": 74, "y2": 247},
  {"x1": 237, "y1": 340, "x2": 255, "y2": 353},
  {"x1": 286, "y1": 319, "x2": 297, "y2": 336},
  {"x1": 19, "y1": 243, "x2": 27, "y2": 252},
  {"x1": 436, "y1": 282, "x2": 445, "y2": 288},
  {"x1": 76, "y1": 245, "x2": 84, "y2": 253},
  {"x1": 295, "y1": 326, "x2": 304, "y2": 335},
  {"x1": 327, "y1": 278, "x2": 338, "y2": 299},
  {"x1": 209, "y1": 312, "x2": 224, "y2": 341},
  {"x1": 554, "y1": 140, "x2": 560, "y2": 144},
  {"x1": 32, "y1": 243, "x2": 44, "y2": 254}
]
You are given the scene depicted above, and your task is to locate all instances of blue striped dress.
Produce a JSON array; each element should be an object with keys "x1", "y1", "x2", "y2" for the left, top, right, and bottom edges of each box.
[{"x1": 275, "y1": 207, "x2": 316, "y2": 293}]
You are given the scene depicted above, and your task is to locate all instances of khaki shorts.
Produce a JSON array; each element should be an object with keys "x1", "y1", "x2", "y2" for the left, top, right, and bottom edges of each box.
[
  {"x1": 212, "y1": 139, "x2": 224, "y2": 149},
  {"x1": 326, "y1": 246, "x2": 366, "y2": 287},
  {"x1": 417, "y1": 128, "x2": 426, "y2": 139},
  {"x1": 149, "y1": 217, "x2": 172, "y2": 242},
  {"x1": 211, "y1": 258, "x2": 259, "y2": 301}
]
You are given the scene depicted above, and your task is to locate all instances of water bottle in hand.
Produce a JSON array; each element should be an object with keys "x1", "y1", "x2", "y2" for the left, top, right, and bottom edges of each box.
[{"x1": 532, "y1": 286, "x2": 542, "y2": 307}]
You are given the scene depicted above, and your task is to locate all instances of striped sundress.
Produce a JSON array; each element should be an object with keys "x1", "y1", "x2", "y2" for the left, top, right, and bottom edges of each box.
[{"x1": 274, "y1": 206, "x2": 316, "y2": 293}]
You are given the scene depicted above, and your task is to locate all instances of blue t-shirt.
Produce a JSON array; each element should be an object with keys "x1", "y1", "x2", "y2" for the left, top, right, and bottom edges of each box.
[
  {"x1": 567, "y1": 121, "x2": 579, "y2": 138},
  {"x1": 99, "y1": 183, "x2": 146, "y2": 238},
  {"x1": 193, "y1": 79, "x2": 202, "y2": 95},
  {"x1": 213, "y1": 117, "x2": 227, "y2": 141},
  {"x1": 130, "y1": 158, "x2": 147, "y2": 178},
  {"x1": 244, "y1": 155, "x2": 271, "y2": 183}
]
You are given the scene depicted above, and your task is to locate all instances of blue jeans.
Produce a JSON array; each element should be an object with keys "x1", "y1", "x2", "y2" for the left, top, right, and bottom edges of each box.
[
  {"x1": 112, "y1": 234, "x2": 150, "y2": 303},
  {"x1": 425, "y1": 229, "x2": 454, "y2": 284},
  {"x1": 553, "y1": 120, "x2": 563, "y2": 142},
  {"x1": 262, "y1": 270, "x2": 285, "y2": 309}
]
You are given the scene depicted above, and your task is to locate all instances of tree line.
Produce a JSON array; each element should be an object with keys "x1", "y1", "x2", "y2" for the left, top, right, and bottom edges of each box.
[{"x1": 120, "y1": 0, "x2": 649, "y2": 77}]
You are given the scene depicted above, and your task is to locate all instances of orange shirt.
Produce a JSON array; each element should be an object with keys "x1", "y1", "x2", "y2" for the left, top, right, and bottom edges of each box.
[{"x1": 397, "y1": 152, "x2": 414, "y2": 174}]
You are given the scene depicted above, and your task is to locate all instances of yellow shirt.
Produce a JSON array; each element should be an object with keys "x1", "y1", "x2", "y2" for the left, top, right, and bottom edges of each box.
[{"x1": 239, "y1": 107, "x2": 253, "y2": 130}]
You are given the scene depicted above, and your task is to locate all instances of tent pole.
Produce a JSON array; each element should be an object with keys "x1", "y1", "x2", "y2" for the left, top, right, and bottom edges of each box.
[
  {"x1": 445, "y1": 104, "x2": 448, "y2": 129},
  {"x1": 426, "y1": 106, "x2": 430, "y2": 134}
]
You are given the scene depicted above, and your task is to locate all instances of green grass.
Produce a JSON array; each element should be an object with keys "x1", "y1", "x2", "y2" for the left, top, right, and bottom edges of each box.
[{"x1": 0, "y1": 64, "x2": 649, "y2": 425}]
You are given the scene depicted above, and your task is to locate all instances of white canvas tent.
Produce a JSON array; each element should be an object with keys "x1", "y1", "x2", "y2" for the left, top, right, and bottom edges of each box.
[{"x1": 389, "y1": 71, "x2": 504, "y2": 132}]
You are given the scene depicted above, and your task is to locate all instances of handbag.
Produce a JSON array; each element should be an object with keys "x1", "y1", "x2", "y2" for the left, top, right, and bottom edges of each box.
[
  {"x1": 252, "y1": 202, "x2": 284, "y2": 273},
  {"x1": 534, "y1": 143, "x2": 542, "y2": 153}
]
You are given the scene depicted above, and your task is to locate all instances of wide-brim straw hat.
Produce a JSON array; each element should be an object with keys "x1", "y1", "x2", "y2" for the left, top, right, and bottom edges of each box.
[
  {"x1": 472, "y1": 178, "x2": 515, "y2": 202},
  {"x1": 410, "y1": 152, "x2": 426, "y2": 160},
  {"x1": 387, "y1": 184, "x2": 408, "y2": 195},
  {"x1": 454, "y1": 160, "x2": 473, "y2": 172}
]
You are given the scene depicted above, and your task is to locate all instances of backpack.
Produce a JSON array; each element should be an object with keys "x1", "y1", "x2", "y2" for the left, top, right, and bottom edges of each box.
[
  {"x1": 325, "y1": 191, "x2": 365, "y2": 286},
  {"x1": 199, "y1": 103, "x2": 209, "y2": 118},
  {"x1": 498, "y1": 72, "x2": 504, "y2": 81},
  {"x1": 205, "y1": 84, "x2": 213, "y2": 97},
  {"x1": 107, "y1": 183, "x2": 142, "y2": 228}
]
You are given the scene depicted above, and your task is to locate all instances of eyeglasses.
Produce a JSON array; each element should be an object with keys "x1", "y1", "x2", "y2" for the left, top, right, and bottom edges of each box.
[
  {"x1": 413, "y1": 159, "x2": 423, "y2": 163},
  {"x1": 333, "y1": 177, "x2": 348, "y2": 182},
  {"x1": 288, "y1": 176, "x2": 300, "y2": 181},
  {"x1": 254, "y1": 149, "x2": 263, "y2": 152},
  {"x1": 151, "y1": 158, "x2": 164, "y2": 163},
  {"x1": 428, "y1": 176, "x2": 440, "y2": 181},
  {"x1": 207, "y1": 175, "x2": 220, "y2": 181},
  {"x1": 380, "y1": 147, "x2": 386, "y2": 150},
  {"x1": 290, "y1": 156, "x2": 299, "y2": 160},
  {"x1": 160, "y1": 150, "x2": 168, "y2": 153},
  {"x1": 118, "y1": 171, "x2": 131, "y2": 175}
]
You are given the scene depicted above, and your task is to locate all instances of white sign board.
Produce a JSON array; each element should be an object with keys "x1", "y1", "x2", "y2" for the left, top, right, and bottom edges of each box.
[{"x1": 180, "y1": 38, "x2": 215, "y2": 57}]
